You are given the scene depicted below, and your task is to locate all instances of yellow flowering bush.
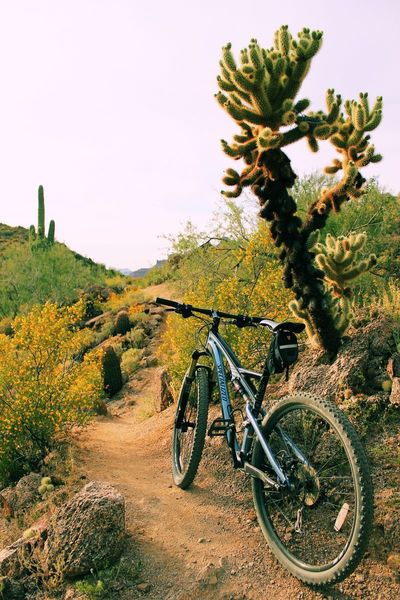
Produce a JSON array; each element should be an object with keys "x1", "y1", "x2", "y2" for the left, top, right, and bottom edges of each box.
[
  {"x1": 0, "y1": 302, "x2": 102, "y2": 484},
  {"x1": 159, "y1": 220, "x2": 293, "y2": 388}
]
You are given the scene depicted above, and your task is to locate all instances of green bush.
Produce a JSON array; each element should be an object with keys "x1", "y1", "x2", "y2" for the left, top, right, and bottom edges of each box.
[
  {"x1": 121, "y1": 348, "x2": 143, "y2": 377},
  {"x1": 125, "y1": 328, "x2": 146, "y2": 349},
  {"x1": 0, "y1": 243, "x2": 107, "y2": 318}
]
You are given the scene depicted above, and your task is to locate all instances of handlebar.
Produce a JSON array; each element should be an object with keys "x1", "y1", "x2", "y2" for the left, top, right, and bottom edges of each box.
[{"x1": 155, "y1": 297, "x2": 264, "y2": 327}]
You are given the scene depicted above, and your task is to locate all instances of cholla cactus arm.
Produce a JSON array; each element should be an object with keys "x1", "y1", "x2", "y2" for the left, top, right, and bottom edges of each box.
[
  {"x1": 313, "y1": 231, "x2": 376, "y2": 337},
  {"x1": 289, "y1": 299, "x2": 319, "y2": 346}
]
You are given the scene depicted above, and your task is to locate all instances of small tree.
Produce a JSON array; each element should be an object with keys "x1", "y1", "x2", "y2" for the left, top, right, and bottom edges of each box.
[{"x1": 216, "y1": 26, "x2": 382, "y2": 355}]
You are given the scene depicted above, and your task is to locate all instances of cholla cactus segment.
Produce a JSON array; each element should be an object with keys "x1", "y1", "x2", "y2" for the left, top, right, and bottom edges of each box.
[
  {"x1": 314, "y1": 231, "x2": 376, "y2": 295},
  {"x1": 292, "y1": 231, "x2": 376, "y2": 342},
  {"x1": 289, "y1": 299, "x2": 321, "y2": 348},
  {"x1": 217, "y1": 28, "x2": 382, "y2": 205},
  {"x1": 217, "y1": 26, "x2": 325, "y2": 198}
]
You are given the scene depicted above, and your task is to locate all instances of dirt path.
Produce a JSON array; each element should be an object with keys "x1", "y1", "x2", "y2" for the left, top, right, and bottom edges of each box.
[{"x1": 76, "y1": 359, "x2": 398, "y2": 600}]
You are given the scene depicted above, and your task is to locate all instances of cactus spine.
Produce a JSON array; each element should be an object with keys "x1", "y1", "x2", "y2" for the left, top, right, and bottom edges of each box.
[
  {"x1": 216, "y1": 26, "x2": 383, "y2": 355},
  {"x1": 30, "y1": 185, "x2": 55, "y2": 247}
]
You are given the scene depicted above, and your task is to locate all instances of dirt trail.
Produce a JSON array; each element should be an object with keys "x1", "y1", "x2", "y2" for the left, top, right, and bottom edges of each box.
[
  {"x1": 78, "y1": 369, "x2": 293, "y2": 599},
  {"x1": 77, "y1": 317, "x2": 398, "y2": 599}
]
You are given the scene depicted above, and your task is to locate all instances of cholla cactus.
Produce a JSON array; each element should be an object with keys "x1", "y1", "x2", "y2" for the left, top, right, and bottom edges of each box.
[
  {"x1": 216, "y1": 26, "x2": 383, "y2": 355},
  {"x1": 290, "y1": 232, "x2": 376, "y2": 344}
]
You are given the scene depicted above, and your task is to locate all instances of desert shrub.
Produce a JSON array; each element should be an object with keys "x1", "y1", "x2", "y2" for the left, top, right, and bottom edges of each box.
[
  {"x1": 0, "y1": 317, "x2": 13, "y2": 336},
  {"x1": 121, "y1": 348, "x2": 143, "y2": 377},
  {"x1": 80, "y1": 292, "x2": 104, "y2": 321},
  {"x1": 104, "y1": 273, "x2": 132, "y2": 292},
  {"x1": 101, "y1": 346, "x2": 123, "y2": 396},
  {"x1": 159, "y1": 211, "x2": 290, "y2": 387},
  {"x1": 294, "y1": 176, "x2": 400, "y2": 294},
  {"x1": 128, "y1": 306, "x2": 148, "y2": 327},
  {"x1": 125, "y1": 328, "x2": 146, "y2": 349},
  {"x1": 0, "y1": 302, "x2": 102, "y2": 485},
  {"x1": 114, "y1": 310, "x2": 130, "y2": 335},
  {"x1": 106, "y1": 287, "x2": 144, "y2": 312},
  {"x1": 90, "y1": 319, "x2": 115, "y2": 347}
]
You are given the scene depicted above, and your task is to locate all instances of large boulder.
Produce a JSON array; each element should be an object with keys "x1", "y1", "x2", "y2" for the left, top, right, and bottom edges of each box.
[
  {"x1": 154, "y1": 368, "x2": 174, "y2": 413},
  {"x1": 288, "y1": 317, "x2": 399, "y2": 402},
  {"x1": 45, "y1": 481, "x2": 125, "y2": 578},
  {"x1": 0, "y1": 472, "x2": 41, "y2": 515}
]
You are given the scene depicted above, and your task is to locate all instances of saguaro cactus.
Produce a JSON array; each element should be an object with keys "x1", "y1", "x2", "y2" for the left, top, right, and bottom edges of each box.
[
  {"x1": 38, "y1": 185, "x2": 45, "y2": 239},
  {"x1": 290, "y1": 232, "x2": 376, "y2": 345},
  {"x1": 216, "y1": 26, "x2": 382, "y2": 355},
  {"x1": 30, "y1": 185, "x2": 56, "y2": 246}
]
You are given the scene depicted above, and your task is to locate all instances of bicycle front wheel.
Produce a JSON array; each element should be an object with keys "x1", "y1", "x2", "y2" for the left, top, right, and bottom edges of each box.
[
  {"x1": 172, "y1": 367, "x2": 209, "y2": 489},
  {"x1": 251, "y1": 393, "x2": 373, "y2": 586}
]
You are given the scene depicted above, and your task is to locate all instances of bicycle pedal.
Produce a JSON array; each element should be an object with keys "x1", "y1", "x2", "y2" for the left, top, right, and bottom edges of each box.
[{"x1": 208, "y1": 418, "x2": 233, "y2": 437}]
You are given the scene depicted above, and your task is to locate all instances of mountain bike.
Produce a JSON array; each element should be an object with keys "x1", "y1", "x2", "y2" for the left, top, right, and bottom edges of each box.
[{"x1": 155, "y1": 297, "x2": 373, "y2": 586}]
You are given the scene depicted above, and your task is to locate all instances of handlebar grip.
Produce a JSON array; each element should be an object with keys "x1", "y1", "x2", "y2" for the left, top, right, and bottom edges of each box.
[{"x1": 155, "y1": 297, "x2": 180, "y2": 308}]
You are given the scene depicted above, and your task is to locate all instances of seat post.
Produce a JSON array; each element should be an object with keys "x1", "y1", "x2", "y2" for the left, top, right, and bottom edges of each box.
[{"x1": 254, "y1": 359, "x2": 270, "y2": 414}]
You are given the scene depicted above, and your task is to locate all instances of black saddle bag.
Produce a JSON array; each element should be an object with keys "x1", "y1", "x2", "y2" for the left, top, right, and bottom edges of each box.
[{"x1": 268, "y1": 329, "x2": 299, "y2": 374}]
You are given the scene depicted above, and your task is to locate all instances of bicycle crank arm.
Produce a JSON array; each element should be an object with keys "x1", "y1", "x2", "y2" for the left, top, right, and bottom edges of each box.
[{"x1": 243, "y1": 462, "x2": 280, "y2": 490}]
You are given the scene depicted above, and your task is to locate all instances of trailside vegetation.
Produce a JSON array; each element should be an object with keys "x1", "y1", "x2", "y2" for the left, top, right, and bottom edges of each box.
[
  {"x1": 0, "y1": 302, "x2": 102, "y2": 485},
  {"x1": 216, "y1": 25, "x2": 383, "y2": 355}
]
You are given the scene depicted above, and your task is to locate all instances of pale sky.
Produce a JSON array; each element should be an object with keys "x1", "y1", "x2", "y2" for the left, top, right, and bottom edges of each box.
[{"x1": 0, "y1": 0, "x2": 398, "y2": 270}]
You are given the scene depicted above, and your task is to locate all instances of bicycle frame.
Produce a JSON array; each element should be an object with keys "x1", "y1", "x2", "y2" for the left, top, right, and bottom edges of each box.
[{"x1": 187, "y1": 324, "x2": 309, "y2": 489}]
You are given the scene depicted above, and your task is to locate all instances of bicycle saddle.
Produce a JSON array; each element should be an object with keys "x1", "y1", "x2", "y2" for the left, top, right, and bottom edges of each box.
[{"x1": 260, "y1": 319, "x2": 305, "y2": 334}]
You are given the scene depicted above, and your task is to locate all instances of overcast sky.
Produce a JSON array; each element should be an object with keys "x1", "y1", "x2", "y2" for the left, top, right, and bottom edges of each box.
[{"x1": 0, "y1": 0, "x2": 398, "y2": 270}]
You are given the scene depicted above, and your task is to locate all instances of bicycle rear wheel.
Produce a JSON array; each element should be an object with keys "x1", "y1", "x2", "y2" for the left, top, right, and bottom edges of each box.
[
  {"x1": 251, "y1": 393, "x2": 373, "y2": 586},
  {"x1": 172, "y1": 367, "x2": 209, "y2": 489}
]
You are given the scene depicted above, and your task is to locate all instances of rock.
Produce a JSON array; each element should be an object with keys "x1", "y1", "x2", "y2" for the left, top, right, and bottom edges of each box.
[
  {"x1": 137, "y1": 582, "x2": 151, "y2": 593},
  {"x1": 389, "y1": 377, "x2": 400, "y2": 405},
  {"x1": 146, "y1": 355, "x2": 158, "y2": 368},
  {"x1": 154, "y1": 368, "x2": 174, "y2": 413},
  {"x1": 0, "y1": 541, "x2": 25, "y2": 578},
  {"x1": 289, "y1": 317, "x2": 399, "y2": 401},
  {"x1": 45, "y1": 481, "x2": 125, "y2": 578},
  {"x1": 0, "y1": 472, "x2": 41, "y2": 513},
  {"x1": 85, "y1": 311, "x2": 112, "y2": 330},
  {"x1": 0, "y1": 514, "x2": 48, "y2": 581},
  {"x1": 387, "y1": 553, "x2": 400, "y2": 576},
  {"x1": 387, "y1": 353, "x2": 400, "y2": 378}
]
